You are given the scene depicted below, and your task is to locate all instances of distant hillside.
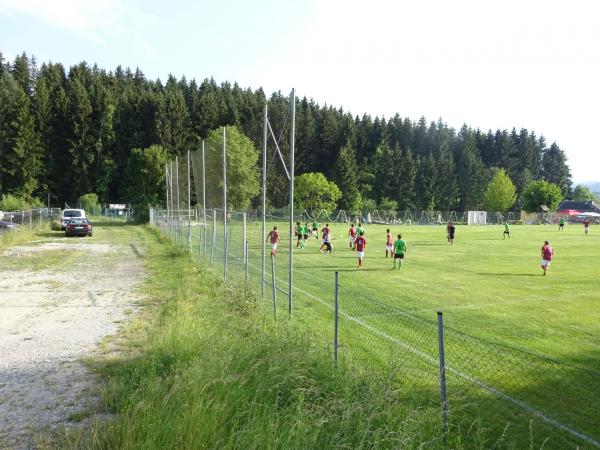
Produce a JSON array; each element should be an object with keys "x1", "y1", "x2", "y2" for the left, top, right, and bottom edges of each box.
[{"x1": 580, "y1": 181, "x2": 600, "y2": 194}]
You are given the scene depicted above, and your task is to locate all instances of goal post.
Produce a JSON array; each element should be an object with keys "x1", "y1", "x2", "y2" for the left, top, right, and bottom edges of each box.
[{"x1": 468, "y1": 211, "x2": 487, "y2": 226}]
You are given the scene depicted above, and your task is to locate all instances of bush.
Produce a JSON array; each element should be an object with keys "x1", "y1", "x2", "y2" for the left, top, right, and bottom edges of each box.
[
  {"x1": 360, "y1": 197, "x2": 377, "y2": 211},
  {"x1": 0, "y1": 194, "x2": 43, "y2": 211},
  {"x1": 378, "y1": 197, "x2": 398, "y2": 211},
  {"x1": 78, "y1": 193, "x2": 102, "y2": 215}
]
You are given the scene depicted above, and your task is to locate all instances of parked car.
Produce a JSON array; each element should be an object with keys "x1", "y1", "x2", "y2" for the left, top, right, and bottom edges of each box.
[
  {"x1": 0, "y1": 221, "x2": 18, "y2": 230},
  {"x1": 60, "y1": 209, "x2": 86, "y2": 230},
  {"x1": 65, "y1": 218, "x2": 93, "y2": 237}
]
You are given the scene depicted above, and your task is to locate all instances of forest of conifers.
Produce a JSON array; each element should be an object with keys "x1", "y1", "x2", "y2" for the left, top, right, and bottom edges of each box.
[{"x1": 0, "y1": 51, "x2": 572, "y2": 211}]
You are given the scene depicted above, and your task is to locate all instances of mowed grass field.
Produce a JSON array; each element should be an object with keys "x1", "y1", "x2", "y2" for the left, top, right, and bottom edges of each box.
[
  {"x1": 187, "y1": 219, "x2": 600, "y2": 447},
  {"x1": 218, "y1": 221, "x2": 600, "y2": 366}
]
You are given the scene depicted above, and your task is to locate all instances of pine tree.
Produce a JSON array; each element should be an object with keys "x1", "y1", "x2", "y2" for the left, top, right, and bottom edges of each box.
[
  {"x1": 11, "y1": 91, "x2": 42, "y2": 197},
  {"x1": 541, "y1": 142, "x2": 572, "y2": 197},
  {"x1": 373, "y1": 142, "x2": 394, "y2": 202},
  {"x1": 156, "y1": 76, "x2": 191, "y2": 156},
  {"x1": 295, "y1": 97, "x2": 317, "y2": 174},
  {"x1": 0, "y1": 71, "x2": 22, "y2": 193},
  {"x1": 455, "y1": 126, "x2": 487, "y2": 210},
  {"x1": 334, "y1": 143, "x2": 361, "y2": 210},
  {"x1": 416, "y1": 152, "x2": 437, "y2": 209},
  {"x1": 11, "y1": 52, "x2": 35, "y2": 96},
  {"x1": 435, "y1": 144, "x2": 459, "y2": 210},
  {"x1": 65, "y1": 74, "x2": 94, "y2": 198},
  {"x1": 394, "y1": 145, "x2": 416, "y2": 209}
]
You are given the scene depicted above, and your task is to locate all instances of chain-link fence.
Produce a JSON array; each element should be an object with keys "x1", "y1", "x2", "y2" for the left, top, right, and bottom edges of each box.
[
  {"x1": 150, "y1": 206, "x2": 600, "y2": 448},
  {"x1": 0, "y1": 208, "x2": 58, "y2": 245},
  {"x1": 145, "y1": 99, "x2": 600, "y2": 446}
]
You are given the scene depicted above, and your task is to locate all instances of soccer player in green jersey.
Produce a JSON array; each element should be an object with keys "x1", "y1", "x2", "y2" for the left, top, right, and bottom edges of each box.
[
  {"x1": 393, "y1": 234, "x2": 407, "y2": 269},
  {"x1": 356, "y1": 223, "x2": 365, "y2": 237},
  {"x1": 503, "y1": 222, "x2": 510, "y2": 239},
  {"x1": 295, "y1": 222, "x2": 303, "y2": 248},
  {"x1": 302, "y1": 223, "x2": 310, "y2": 248}
]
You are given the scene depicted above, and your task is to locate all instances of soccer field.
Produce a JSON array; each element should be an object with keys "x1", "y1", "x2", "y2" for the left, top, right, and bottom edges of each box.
[
  {"x1": 180, "y1": 217, "x2": 600, "y2": 447},
  {"x1": 242, "y1": 222, "x2": 600, "y2": 364}
]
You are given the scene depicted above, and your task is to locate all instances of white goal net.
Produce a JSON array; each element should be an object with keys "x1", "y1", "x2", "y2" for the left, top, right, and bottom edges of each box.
[{"x1": 468, "y1": 211, "x2": 487, "y2": 226}]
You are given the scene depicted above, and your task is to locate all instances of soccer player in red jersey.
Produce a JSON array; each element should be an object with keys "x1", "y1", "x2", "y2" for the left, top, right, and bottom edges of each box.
[
  {"x1": 348, "y1": 223, "x2": 357, "y2": 249},
  {"x1": 320, "y1": 224, "x2": 332, "y2": 253},
  {"x1": 385, "y1": 229, "x2": 394, "y2": 257},
  {"x1": 540, "y1": 240, "x2": 554, "y2": 276},
  {"x1": 267, "y1": 226, "x2": 280, "y2": 256},
  {"x1": 354, "y1": 231, "x2": 367, "y2": 268},
  {"x1": 583, "y1": 219, "x2": 590, "y2": 235}
]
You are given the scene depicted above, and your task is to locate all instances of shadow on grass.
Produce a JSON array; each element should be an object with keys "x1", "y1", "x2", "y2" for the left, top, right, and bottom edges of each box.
[{"x1": 92, "y1": 220, "x2": 138, "y2": 228}]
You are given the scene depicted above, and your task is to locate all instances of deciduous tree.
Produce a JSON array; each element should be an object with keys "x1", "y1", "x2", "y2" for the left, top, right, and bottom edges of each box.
[
  {"x1": 522, "y1": 180, "x2": 563, "y2": 212},
  {"x1": 294, "y1": 172, "x2": 341, "y2": 213},
  {"x1": 483, "y1": 168, "x2": 517, "y2": 211}
]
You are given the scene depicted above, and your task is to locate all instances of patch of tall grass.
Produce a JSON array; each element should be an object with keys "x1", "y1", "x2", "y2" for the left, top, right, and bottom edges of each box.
[{"x1": 0, "y1": 223, "x2": 50, "y2": 250}]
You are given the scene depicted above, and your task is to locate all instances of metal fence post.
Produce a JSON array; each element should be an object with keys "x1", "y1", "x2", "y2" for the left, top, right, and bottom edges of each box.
[
  {"x1": 244, "y1": 240, "x2": 249, "y2": 290},
  {"x1": 224, "y1": 218, "x2": 228, "y2": 282},
  {"x1": 242, "y1": 212, "x2": 247, "y2": 263},
  {"x1": 196, "y1": 207, "x2": 206, "y2": 261},
  {"x1": 271, "y1": 254, "x2": 277, "y2": 320},
  {"x1": 334, "y1": 271, "x2": 339, "y2": 362},
  {"x1": 437, "y1": 311, "x2": 449, "y2": 440},
  {"x1": 187, "y1": 150, "x2": 192, "y2": 254},
  {"x1": 210, "y1": 209, "x2": 216, "y2": 265}
]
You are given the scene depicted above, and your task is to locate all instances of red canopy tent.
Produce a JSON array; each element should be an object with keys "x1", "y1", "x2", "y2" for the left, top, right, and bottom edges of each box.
[{"x1": 558, "y1": 209, "x2": 581, "y2": 216}]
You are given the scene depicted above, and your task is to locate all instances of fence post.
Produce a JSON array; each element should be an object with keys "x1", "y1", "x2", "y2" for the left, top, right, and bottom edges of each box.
[
  {"x1": 334, "y1": 271, "x2": 339, "y2": 362},
  {"x1": 210, "y1": 209, "x2": 216, "y2": 265},
  {"x1": 224, "y1": 217, "x2": 228, "y2": 282},
  {"x1": 197, "y1": 207, "x2": 206, "y2": 261},
  {"x1": 437, "y1": 311, "x2": 449, "y2": 441},
  {"x1": 244, "y1": 240, "x2": 249, "y2": 290},
  {"x1": 242, "y1": 212, "x2": 247, "y2": 263},
  {"x1": 271, "y1": 254, "x2": 277, "y2": 320}
]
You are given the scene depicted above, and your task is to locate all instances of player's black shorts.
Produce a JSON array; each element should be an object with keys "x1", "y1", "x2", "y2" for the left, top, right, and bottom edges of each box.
[
  {"x1": 297, "y1": 234, "x2": 302, "y2": 240},
  {"x1": 303, "y1": 234, "x2": 308, "y2": 240},
  {"x1": 394, "y1": 252, "x2": 404, "y2": 259},
  {"x1": 448, "y1": 232, "x2": 455, "y2": 239}
]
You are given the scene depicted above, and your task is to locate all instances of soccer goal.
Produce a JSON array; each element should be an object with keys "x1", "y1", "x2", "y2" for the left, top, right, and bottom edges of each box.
[{"x1": 468, "y1": 211, "x2": 487, "y2": 226}]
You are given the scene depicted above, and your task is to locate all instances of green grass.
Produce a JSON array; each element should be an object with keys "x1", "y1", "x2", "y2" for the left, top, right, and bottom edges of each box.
[
  {"x1": 187, "y1": 219, "x2": 600, "y2": 448},
  {"x1": 0, "y1": 222, "x2": 52, "y2": 251},
  {"x1": 54, "y1": 223, "x2": 518, "y2": 450}
]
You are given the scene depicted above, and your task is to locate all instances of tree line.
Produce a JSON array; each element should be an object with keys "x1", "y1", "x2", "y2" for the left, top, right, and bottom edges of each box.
[{"x1": 0, "y1": 51, "x2": 574, "y2": 213}]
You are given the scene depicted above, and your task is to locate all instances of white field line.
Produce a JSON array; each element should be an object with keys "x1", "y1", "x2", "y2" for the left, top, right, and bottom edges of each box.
[
  {"x1": 174, "y1": 228, "x2": 600, "y2": 447},
  {"x1": 353, "y1": 310, "x2": 411, "y2": 320}
]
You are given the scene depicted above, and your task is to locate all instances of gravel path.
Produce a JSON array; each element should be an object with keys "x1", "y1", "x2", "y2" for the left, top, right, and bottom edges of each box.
[{"x1": 0, "y1": 238, "x2": 144, "y2": 449}]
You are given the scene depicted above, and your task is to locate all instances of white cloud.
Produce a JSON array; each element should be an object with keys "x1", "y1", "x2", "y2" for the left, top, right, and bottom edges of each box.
[
  {"x1": 247, "y1": 0, "x2": 600, "y2": 181},
  {"x1": 0, "y1": 0, "x2": 157, "y2": 45}
]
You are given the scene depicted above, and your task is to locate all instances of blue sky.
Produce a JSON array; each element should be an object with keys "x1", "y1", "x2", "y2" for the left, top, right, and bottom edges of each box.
[{"x1": 1, "y1": 0, "x2": 599, "y2": 182}]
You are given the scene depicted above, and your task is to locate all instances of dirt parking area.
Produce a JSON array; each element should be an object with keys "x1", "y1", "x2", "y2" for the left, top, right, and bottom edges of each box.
[{"x1": 0, "y1": 236, "x2": 144, "y2": 449}]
